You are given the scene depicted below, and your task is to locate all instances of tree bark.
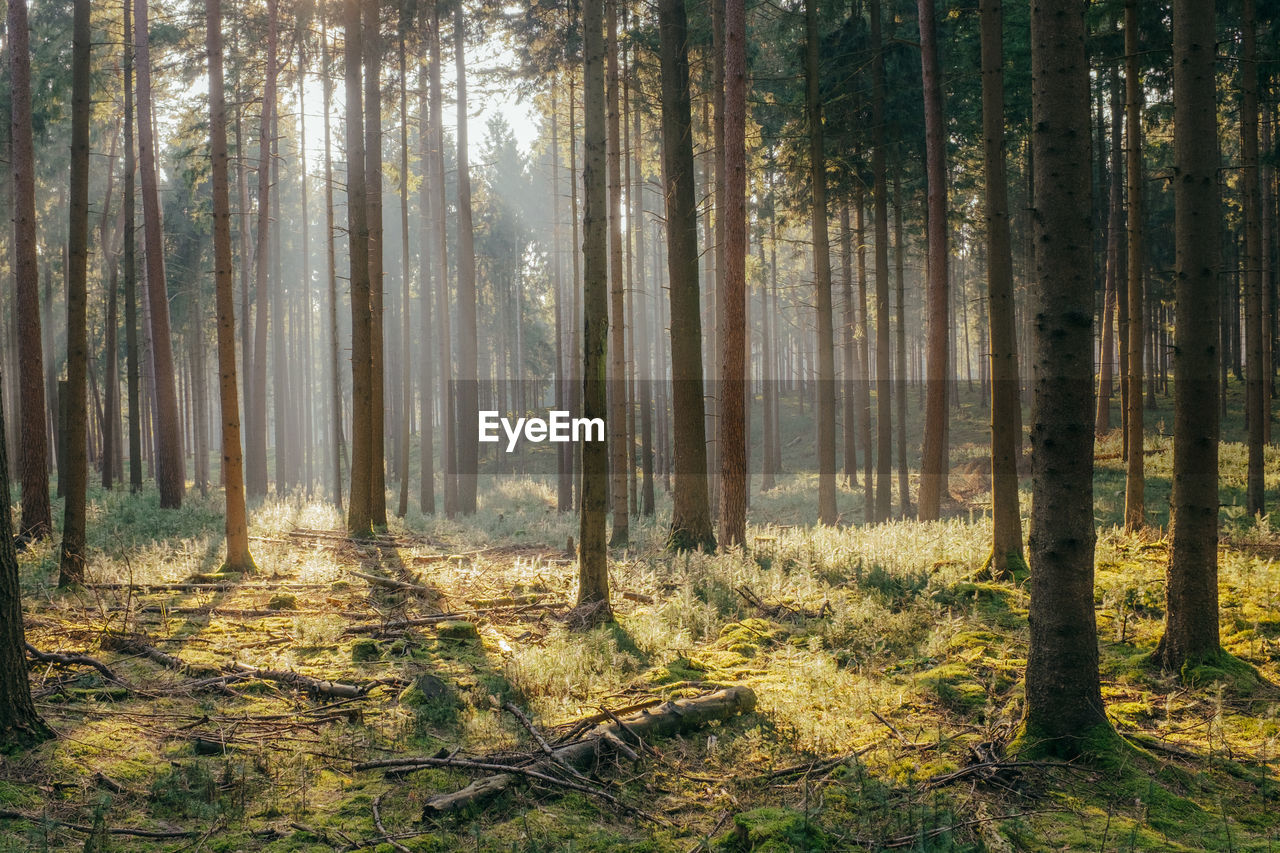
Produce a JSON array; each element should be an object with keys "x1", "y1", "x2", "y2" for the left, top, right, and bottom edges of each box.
[
  {"x1": 1159, "y1": 0, "x2": 1223, "y2": 673},
  {"x1": 321, "y1": 19, "x2": 345, "y2": 511},
  {"x1": 1123, "y1": 0, "x2": 1145, "y2": 531},
  {"x1": 134, "y1": 0, "x2": 184, "y2": 508},
  {"x1": 1242, "y1": 0, "x2": 1264, "y2": 517},
  {"x1": 579, "y1": 0, "x2": 612, "y2": 608},
  {"x1": 916, "y1": 0, "x2": 949, "y2": 521},
  {"x1": 59, "y1": 0, "x2": 92, "y2": 586},
  {"x1": 397, "y1": 32, "x2": 413, "y2": 520},
  {"x1": 247, "y1": 0, "x2": 277, "y2": 498},
  {"x1": 417, "y1": 37, "x2": 436, "y2": 516},
  {"x1": 1024, "y1": 0, "x2": 1110, "y2": 753},
  {"x1": 123, "y1": 0, "x2": 142, "y2": 495},
  {"x1": 605, "y1": 0, "x2": 629, "y2": 545},
  {"x1": 805, "y1": 0, "x2": 837, "y2": 527},
  {"x1": 366, "y1": 0, "x2": 388, "y2": 526},
  {"x1": 719, "y1": 0, "x2": 747, "y2": 545},
  {"x1": 205, "y1": 0, "x2": 256, "y2": 573},
  {"x1": 980, "y1": 0, "x2": 1023, "y2": 576},
  {"x1": 659, "y1": 0, "x2": 716, "y2": 553},
  {"x1": 8, "y1": 0, "x2": 51, "y2": 540},
  {"x1": 345, "y1": 0, "x2": 374, "y2": 536},
  {"x1": 454, "y1": 6, "x2": 479, "y2": 516},
  {"x1": 871, "y1": 0, "x2": 892, "y2": 523}
]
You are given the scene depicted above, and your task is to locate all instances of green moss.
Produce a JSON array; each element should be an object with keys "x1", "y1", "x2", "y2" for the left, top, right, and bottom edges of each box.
[
  {"x1": 914, "y1": 662, "x2": 989, "y2": 713},
  {"x1": 351, "y1": 638, "x2": 382, "y2": 662},
  {"x1": 266, "y1": 593, "x2": 298, "y2": 611},
  {"x1": 714, "y1": 807, "x2": 827, "y2": 853},
  {"x1": 435, "y1": 619, "x2": 479, "y2": 641},
  {"x1": 1179, "y1": 650, "x2": 1263, "y2": 691}
]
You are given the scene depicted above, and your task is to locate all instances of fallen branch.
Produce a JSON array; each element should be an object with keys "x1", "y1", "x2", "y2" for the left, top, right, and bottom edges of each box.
[
  {"x1": 350, "y1": 570, "x2": 438, "y2": 597},
  {"x1": 372, "y1": 793, "x2": 412, "y2": 853},
  {"x1": 25, "y1": 643, "x2": 133, "y2": 689},
  {"x1": 503, "y1": 701, "x2": 591, "y2": 781},
  {"x1": 228, "y1": 663, "x2": 366, "y2": 699},
  {"x1": 342, "y1": 602, "x2": 561, "y2": 635},
  {"x1": 735, "y1": 586, "x2": 831, "y2": 621},
  {"x1": 100, "y1": 633, "x2": 195, "y2": 674},
  {"x1": 358, "y1": 687, "x2": 756, "y2": 817}
]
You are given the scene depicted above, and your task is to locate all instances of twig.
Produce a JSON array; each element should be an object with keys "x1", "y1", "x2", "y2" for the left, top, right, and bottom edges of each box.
[
  {"x1": 372, "y1": 793, "x2": 411, "y2": 853},
  {"x1": 503, "y1": 701, "x2": 592, "y2": 781},
  {"x1": 25, "y1": 643, "x2": 133, "y2": 689},
  {"x1": 0, "y1": 810, "x2": 196, "y2": 839}
]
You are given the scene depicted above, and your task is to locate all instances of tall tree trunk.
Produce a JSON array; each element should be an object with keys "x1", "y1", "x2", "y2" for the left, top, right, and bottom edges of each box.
[
  {"x1": 578, "y1": 0, "x2": 612, "y2": 611},
  {"x1": 1242, "y1": 0, "x2": 1265, "y2": 516},
  {"x1": 322, "y1": 19, "x2": 344, "y2": 511},
  {"x1": 58, "y1": 0, "x2": 92, "y2": 586},
  {"x1": 299, "y1": 39, "x2": 314, "y2": 496},
  {"x1": 206, "y1": 0, "x2": 255, "y2": 573},
  {"x1": 0, "y1": 364, "x2": 51, "y2": 747},
  {"x1": 719, "y1": 0, "x2": 747, "y2": 545},
  {"x1": 636, "y1": 108, "x2": 655, "y2": 517},
  {"x1": 916, "y1": 0, "x2": 949, "y2": 521},
  {"x1": 553, "y1": 88, "x2": 571, "y2": 513},
  {"x1": 1123, "y1": 0, "x2": 1145, "y2": 530},
  {"x1": 981, "y1": 0, "x2": 1023, "y2": 576},
  {"x1": 345, "y1": 0, "x2": 374, "y2": 536},
  {"x1": 840, "y1": 204, "x2": 858, "y2": 489},
  {"x1": 1024, "y1": 0, "x2": 1109, "y2": 753},
  {"x1": 417, "y1": 38, "x2": 436, "y2": 516},
  {"x1": 100, "y1": 128, "x2": 121, "y2": 491},
  {"x1": 9, "y1": 0, "x2": 51, "y2": 540},
  {"x1": 605, "y1": 0, "x2": 629, "y2": 545},
  {"x1": 397, "y1": 32, "x2": 413, "y2": 519},
  {"x1": 856, "y1": 191, "x2": 873, "y2": 518},
  {"x1": 1097, "y1": 63, "x2": 1124, "y2": 437},
  {"x1": 270, "y1": 108, "x2": 289, "y2": 494},
  {"x1": 366, "y1": 0, "x2": 388, "y2": 526},
  {"x1": 1159, "y1": 0, "x2": 1223, "y2": 674},
  {"x1": 659, "y1": 0, "x2": 716, "y2": 553},
  {"x1": 871, "y1": 0, "x2": 892, "y2": 523},
  {"x1": 248, "y1": 0, "x2": 277, "y2": 498},
  {"x1": 124, "y1": 0, "x2": 142, "y2": 494},
  {"x1": 430, "y1": 4, "x2": 455, "y2": 518},
  {"x1": 454, "y1": 5, "x2": 479, "y2": 516},
  {"x1": 805, "y1": 0, "x2": 837, "y2": 527},
  {"x1": 135, "y1": 0, "x2": 184, "y2": 509},
  {"x1": 894, "y1": 171, "x2": 909, "y2": 517}
]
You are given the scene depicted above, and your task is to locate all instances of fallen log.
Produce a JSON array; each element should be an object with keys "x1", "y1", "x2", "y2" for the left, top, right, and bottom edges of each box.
[
  {"x1": 343, "y1": 602, "x2": 561, "y2": 635},
  {"x1": 356, "y1": 686, "x2": 756, "y2": 816},
  {"x1": 228, "y1": 663, "x2": 366, "y2": 699},
  {"x1": 351, "y1": 570, "x2": 439, "y2": 597},
  {"x1": 0, "y1": 810, "x2": 196, "y2": 839},
  {"x1": 100, "y1": 633, "x2": 195, "y2": 674}
]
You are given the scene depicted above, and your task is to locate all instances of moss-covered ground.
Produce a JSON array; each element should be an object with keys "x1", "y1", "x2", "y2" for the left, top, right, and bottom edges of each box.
[{"x1": 2, "y1": 386, "x2": 1279, "y2": 851}]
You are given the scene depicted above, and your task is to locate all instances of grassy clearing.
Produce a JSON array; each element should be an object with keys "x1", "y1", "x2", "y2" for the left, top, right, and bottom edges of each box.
[{"x1": 3, "y1": 388, "x2": 1279, "y2": 851}]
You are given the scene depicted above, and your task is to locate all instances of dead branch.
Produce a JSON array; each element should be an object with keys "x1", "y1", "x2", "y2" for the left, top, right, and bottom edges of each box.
[
  {"x1": 0, "y1": 810, "x2": 196, "y2": 839},
  {"x1": 350, "y1": 570, "x2": 438, "y2": 597},
  {"x1": 372, "y1": 793, "x2": 412, "y2": 853},
  {"x1": 342, "y1": 602, "x2": 561, "y2": 635},
  {"x1": 25, "y1": 643, "x2": 133, "y2": 689},
  {"x1": 228, "y1": 663, "x2": 366, "y2": 699}
]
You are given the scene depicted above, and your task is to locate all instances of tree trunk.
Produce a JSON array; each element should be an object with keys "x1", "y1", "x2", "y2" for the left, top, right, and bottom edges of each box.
[
  {"x1": 980, "y1": 0, "x2": 1023, "y2": 576},
  {"x1": 454, "y1": 6, "x2": 479, "y2": 516},
  {"x1": 659, "y1": 0, "x2": 716, "y2": 553},
  {"x1": 604, "y1": 0, "x2": 629, "y2": 545},
  {"x1": 321, "y1": 20, "x2": 344, "y2": 510},
  {"x1": 634, "y1": 95, "x2": 656, "y2": 517},
  {"x1": 417, "y1": 37, "x2": 436, "y2": 517},
  {"x1": 719, "y1": 0, "x2": 747, "y2": 545},
  {"x1": 428, "y1": 5, "x2": 455, "y2": 517},
  {"x1": 1242, "y1": 0, "x2": 1264, "y2": 517},
  {"x1": 345, "y1": 0, "x2": 374, "y2": 536},
  {"x1": 134, "y1": 0, "x2": 184, "y2": 509},
  {"x1": 9, "y1": 0, "x2": 51, "y2": 540},
  {"x1": 123, "y1": 0, "x2": 142, "y2": 495},
  {"x1": 856, "y1": 191, "x2": 873, "y2": 519},
  {"x1": 579, "y1": 0, "x2": 612, "y2": 609},
  {"x1": 1123, "y1": 0, "x2": 1145, "y2": 531},
  {"x1": 1159, "y1": 0, "x2": 1223, "y2": 673},
  {"x1": 1157, "y1": 0, "x2": 1223, "y2": 671},
  {"x1": 397, "y1": 33, "x2": 413, "y2": 520},
  {"x1": 205, "y1": 0, "x2": 255, "y2": 573},
  {"x1": 553, "y1": 88, "x2": 571, "y2": 513},
  {"x1": 840, "y1": 205, "x2": 858, "y2": 489},
  {"x1": 916, "y1": 0, "x2": 949, "y2": 521},
  {"x1": 58, "y1": 0, "x2": 92, "y2": 585},
  {"x1": 871, "y1": 0, "x2": 892, "y2": 523},
  {"x1": 805, "y1": 0, "x2": 837, "y2": 527},
  {"x1": 1024, "y1": 0, "x2": 1110, "y2": 753},
  {"x1": 894, "y1": 171, "x2": 910, "y2": 517},
  {"x1": 366, "y1": 0, "x2": 388, "y2": 526}
]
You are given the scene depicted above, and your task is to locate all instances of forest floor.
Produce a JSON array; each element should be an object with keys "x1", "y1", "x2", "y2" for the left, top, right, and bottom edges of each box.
[{"x1": 3, "y1": 389, "x2": 1280, "y2": 852}]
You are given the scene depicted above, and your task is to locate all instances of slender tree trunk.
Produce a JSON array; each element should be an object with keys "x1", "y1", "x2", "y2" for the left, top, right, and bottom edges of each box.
[
  {"x1": 418, "y1": 41, "x2": 436, "y2": 516},
  {"x1": 637, "y1": 114, "x2": 655, "y2": 517},
  {"x1": 659, "y1": 0, "x2": 716, "y2": 553},
  {"x1": 247, "y1": 0, "x2": 277, "y2": 498},
  {"x1": 299, "y1": 42, "x2": 314, "y2": 496},
  {"x1": 719, "y1": 0, "x2": 747, "y2": 545},
  {"x1": 856, "y1": 191, "x2": 873, "y2": 518},
  {"x1": 1097, "y1": 62, "x2": 1125, "y2": 438},
  {"x1": 366, "y1": 0, "x2": 388, "y2": 526},
  {"x1": 840, "y1": 205, "x2": 858, "y2": 488},
  {"x1": 871, "y1": 0, "x2": 892, "y2": 523},
  {"x1": 206, "y1": 0, "x2": 255, "y2": 573},
  {"x1": 578, "y1": 0, "x2": 612, "y2": 611},
  {"x1": 321, "y1": 20, "x2": 344, "y2": 510},
  {"x1": 397, "y1": 32, "x2": 413, "y2": 519},
  {"x1": 894, "y1": 172, "x2": 910, "y2": 517},
  {"x1": 124, "y1": 0, "x2": 142, "y2": 495},
  {"x1": 1158, "y1": 0, "x2": 1223, "y2": 673},
  {"x1": 345, "y1": 0, "x2": 374, "y2": 536},
  {"x1": 0, "y1": 363, "x2": 51, "y2": 747},
  {"x1": 454, "y1": 5, "x2": 479, "y2": 516},
  {"x1": 9, "y1": 0, "x2": 51, "y2": 540},
  {"x1": 604, "y1": 0, "x2": 629, "y2": 544},
  {"x1": 1024, "y1": 0, "x2": 1109, "y2": 753},
  {"x1": 135, "y1": 0, "x2": 184, "y2": 508},
  {"x1": 100, "y1": 129, "x2": 121, "y2": 491},
  {"x1": 1123, "y1": 0, "x2": 1145, "y2": 530},
  {"x1": 58, "y1": 0, "x2": 92, "y2": 586},
  {"x1": 805, "y1": 0, "x2": 837, "y2": 527},
  {"x1": 429, "y1": 5, "x2": 455, "y2": 517},
  {"x1": 1242, "y1": 0, "x2": 1265, "y2": 516},
  {"x1": 553, "y1": 88, "x2": 571, "y2": 513},
  {"x1": 916, "y1": 0, "x2": 949, "y2": 520},
  {"x1": 270, "y1": 108, "x2": 289, "y2": 494},
  {"x1": 981, "y1": 0, "x2": 1023, "y2": 575}
]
